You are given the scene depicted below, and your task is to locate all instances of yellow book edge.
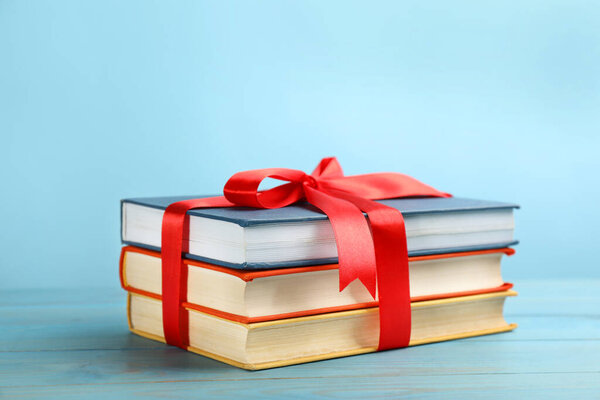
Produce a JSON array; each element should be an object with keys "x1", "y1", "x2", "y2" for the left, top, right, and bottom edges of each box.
[{"x1": 127, "y1": 290, "x2": 518, "y2": 370}]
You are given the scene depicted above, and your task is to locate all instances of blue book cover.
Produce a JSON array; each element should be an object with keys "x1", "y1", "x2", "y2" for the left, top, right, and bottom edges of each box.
[{"x1": 121, "y1": 195, "x2": 519, "y2": 269}]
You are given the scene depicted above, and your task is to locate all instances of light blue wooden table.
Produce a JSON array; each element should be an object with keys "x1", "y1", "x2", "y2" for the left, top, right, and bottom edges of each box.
[{"x1": 1, "y1": 280, "x2": 599, "y2": 399}]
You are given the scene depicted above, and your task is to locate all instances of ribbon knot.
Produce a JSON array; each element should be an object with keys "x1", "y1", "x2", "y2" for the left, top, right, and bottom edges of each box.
[
  {"x1": 160, "y1": 157, "x2": 451, "y2": 351},
  {"x1": 302, "y1": 174, "x2": 318, "y2": 189}
]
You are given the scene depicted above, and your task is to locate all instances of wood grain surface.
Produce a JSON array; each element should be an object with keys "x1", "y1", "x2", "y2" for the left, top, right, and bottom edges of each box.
[{"x1": 1, "y1": 280, "x2": 599, "y2": 399}]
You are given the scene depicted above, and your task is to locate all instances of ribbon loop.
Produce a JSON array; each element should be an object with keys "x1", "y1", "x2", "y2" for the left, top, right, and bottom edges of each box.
[
  {"x1": 223, "y1": 168, "x2": 307, "y2": 208},
  {"x1": 311, "y1": 157, "x2": 345, "y2": 179},
  {"x1": 319, "y1": 172, "x2": 450, "y2": 200}
]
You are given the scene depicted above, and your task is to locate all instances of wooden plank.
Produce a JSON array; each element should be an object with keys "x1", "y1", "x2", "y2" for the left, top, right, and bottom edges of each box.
[
  {"x1": 0, "y1": 303, "x2": 160, "y2": 352},
  {"x1": 2, "y1": 372, "x2": 599, "y2": 399},
  {"x1": 1, "y1": 340, "x2": 600, "y2": 385},
  {"x1": 1, "y1": 280, "x2": 599, "y2": 398}
]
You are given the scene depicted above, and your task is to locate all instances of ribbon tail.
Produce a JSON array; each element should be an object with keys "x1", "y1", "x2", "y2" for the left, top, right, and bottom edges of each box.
[
  {"x1": 311, "y1": 157, "x2": 344, "y2": 178},
  {"x1": 303, "y1": 185, "x2": 378, "y2": 298},
  {"x1": 319, "y1": 172, "x2": 451, "y2": 200},
  {"x1": 321, "y1": 188, "x2": 411, "y2": 350}
]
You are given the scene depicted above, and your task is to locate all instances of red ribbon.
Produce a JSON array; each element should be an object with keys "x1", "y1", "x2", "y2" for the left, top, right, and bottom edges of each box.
[{"x1": 161, "y1": 157, "x2": 450, "y2": 351}]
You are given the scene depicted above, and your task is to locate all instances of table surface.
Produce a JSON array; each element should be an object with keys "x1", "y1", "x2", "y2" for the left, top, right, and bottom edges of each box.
[{"x1": 1, "y1": 280, "x2": 599, "y2": 399}]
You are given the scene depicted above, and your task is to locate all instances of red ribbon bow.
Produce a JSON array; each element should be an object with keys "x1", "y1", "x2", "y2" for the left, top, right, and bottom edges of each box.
[{"x1": 161, "y1": 157, "x2": 450, "y2": 351}]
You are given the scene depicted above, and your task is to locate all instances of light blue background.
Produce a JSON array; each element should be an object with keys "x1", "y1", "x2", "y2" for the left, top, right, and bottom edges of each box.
[{"x1": 1, "y1": 1, "x2": 599, "y2": 289}]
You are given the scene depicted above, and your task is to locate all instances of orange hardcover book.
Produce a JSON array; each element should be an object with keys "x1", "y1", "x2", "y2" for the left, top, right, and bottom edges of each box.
[{"x1": 121, "y1": 245, "x2": 514, "y2": 323}]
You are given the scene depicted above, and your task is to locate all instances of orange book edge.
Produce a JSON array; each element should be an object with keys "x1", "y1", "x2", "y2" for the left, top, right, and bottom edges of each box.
[{"x1": 120, "y1": 245, "x2": 515, "y2": 324}]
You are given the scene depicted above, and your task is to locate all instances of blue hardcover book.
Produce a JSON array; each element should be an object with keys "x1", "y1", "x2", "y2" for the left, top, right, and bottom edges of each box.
[{"x1": 121, "y1": 196, "x2": 518, "y2": 269}]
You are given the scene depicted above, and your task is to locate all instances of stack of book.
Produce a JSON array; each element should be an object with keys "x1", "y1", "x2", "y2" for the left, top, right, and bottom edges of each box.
[{"x1": 120, "y1": 195, "x2": 518, "y2": 370}]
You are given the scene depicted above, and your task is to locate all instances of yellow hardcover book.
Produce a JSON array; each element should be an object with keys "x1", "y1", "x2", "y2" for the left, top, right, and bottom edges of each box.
[{"x1": 127, "y1": 290, "x2": 517, "y2": 370}]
